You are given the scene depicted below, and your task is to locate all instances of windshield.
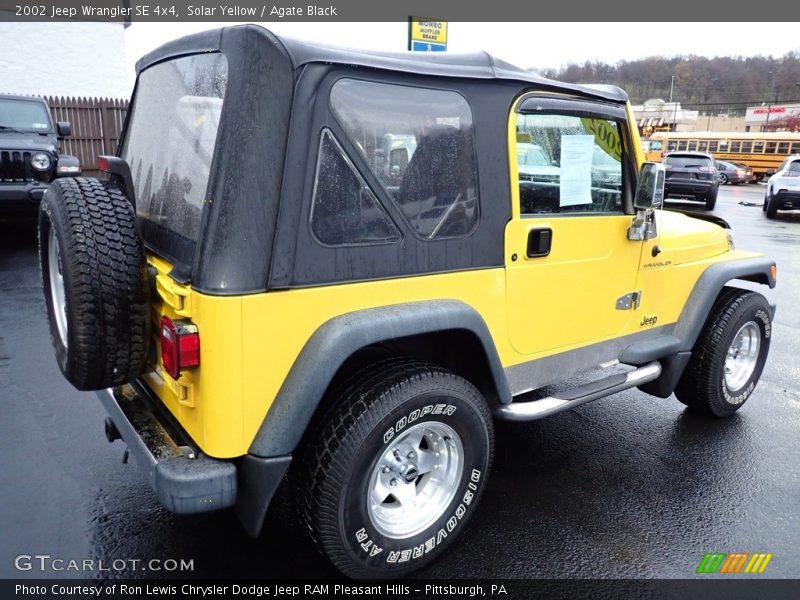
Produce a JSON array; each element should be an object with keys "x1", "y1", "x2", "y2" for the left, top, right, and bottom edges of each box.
[
  {"x1": 0, "y1": 98, "x2": 52, "y2": 131},
  {"x1": 665, "y1": 155, "x2": 712, "y2": 169}
]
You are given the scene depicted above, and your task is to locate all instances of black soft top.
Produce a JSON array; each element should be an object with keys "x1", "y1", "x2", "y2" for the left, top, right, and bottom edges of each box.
[
  {"x1": 136, "y1": 24, "x2": 628, "y2": 104},
  {"x1": 129, "y1": 24, "x2": 631, "y2": 294}
]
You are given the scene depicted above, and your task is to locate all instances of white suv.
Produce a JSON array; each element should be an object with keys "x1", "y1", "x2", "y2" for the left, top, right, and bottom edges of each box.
[{"x1": 764, "y1": 154, "x2": 800, "y2": 218}]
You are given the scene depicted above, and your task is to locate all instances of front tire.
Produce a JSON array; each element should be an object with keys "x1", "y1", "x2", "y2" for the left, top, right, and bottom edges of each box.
[
  {"x1": 294, "y1": 360, "x2": 494, "y2": 579},
  {"x1": 675, "y1": 288, "x2": 771, "y2": 417}
]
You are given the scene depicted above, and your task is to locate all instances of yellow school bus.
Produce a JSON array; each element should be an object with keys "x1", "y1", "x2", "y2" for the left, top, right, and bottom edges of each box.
[{"x1": 646, "y1": 131, "x2": 800, "y2": 180}]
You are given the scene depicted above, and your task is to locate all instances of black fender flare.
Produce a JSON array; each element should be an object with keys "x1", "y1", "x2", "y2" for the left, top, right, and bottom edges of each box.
[
  {"x1": 247, "y1": 299, "x2": 510, "y2": 458},
  {"x1": 673, "y1": 256, "x2": 776, "y2": 352},
  {"x1": 634, "y1": 256, "x2": 776, "y2": 398}
]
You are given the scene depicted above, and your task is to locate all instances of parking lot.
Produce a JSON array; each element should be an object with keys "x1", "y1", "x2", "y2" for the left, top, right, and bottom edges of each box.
[{"x1": 1, "y1": 182, "x2": 798, "y2": 580}]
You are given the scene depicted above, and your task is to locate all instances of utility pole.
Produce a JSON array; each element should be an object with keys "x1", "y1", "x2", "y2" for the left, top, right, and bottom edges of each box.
[
  {"x1": 765, "y1": 69, "x2": 778, "y2": 132},
  {"x1": 704, "y1": 77, "x2": 717, "y2": 131},
  {"x1": 669, "y1": 75, "x2": 677, "y2": 132}
]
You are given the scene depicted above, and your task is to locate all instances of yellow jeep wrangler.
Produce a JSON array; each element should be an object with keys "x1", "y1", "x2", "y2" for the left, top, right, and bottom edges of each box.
[{"x1": 38, "y1": 25, "x2": 776, "y2": 579}]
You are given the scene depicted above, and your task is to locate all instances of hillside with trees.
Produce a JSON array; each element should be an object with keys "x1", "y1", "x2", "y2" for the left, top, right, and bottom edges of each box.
[{"x1": 540, "y1": 54, "x2": 800, "y2": 112}]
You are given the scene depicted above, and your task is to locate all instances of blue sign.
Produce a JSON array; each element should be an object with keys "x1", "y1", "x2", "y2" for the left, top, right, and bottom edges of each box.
[{"x1": 410, "y1": 41, "x2": 447, "y2": 52}]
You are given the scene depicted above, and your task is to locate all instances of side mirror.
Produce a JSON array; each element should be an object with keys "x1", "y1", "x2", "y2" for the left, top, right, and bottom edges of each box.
[
  {"x1": 634, "y1": 162, "x2": 665, "y2": 210},
  {"x1": 766, "y1": 169, "x2": 776, "y2": 176},
  {"x1": 55, "y1": 154, "x2": 81, "y2": 177},
  {"x1": 56, "y1": 121, "x2": 71, "y2": 137}
]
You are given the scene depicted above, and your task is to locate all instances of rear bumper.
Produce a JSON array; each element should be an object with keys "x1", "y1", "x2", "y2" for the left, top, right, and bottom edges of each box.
[
  {"x1": 97, "y1": 383, "x2": 238, "y2": 514},
  {"x1": 664, "y1": 180, "x2": 715, "y2": 197},
  {"x1": 771, "y1": 191, "x2": 800, "y2": 210},
  {"x1": 97, "y1": 382, "x2": 291, "y2": 535},
  {"x1": 727, "y1": 175, "x2": 751, "y2": 184}
]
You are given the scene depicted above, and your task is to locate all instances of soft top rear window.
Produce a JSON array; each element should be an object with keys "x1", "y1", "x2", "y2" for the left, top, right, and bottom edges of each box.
[
  {"x1": 665, "y1": 155, "x2": 712, "y2": 168},
  {"x1": 120, "y1": 53, "x2": 228, "y2": 269}
]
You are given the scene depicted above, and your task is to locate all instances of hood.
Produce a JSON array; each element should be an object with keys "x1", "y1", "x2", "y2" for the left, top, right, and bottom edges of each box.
[
  {"x1": 0, "y1": 132, "x2": 58, "y2": 152},
  {"x1": 655, "y1": 210, "x2": 730, "y2": 265},
  {"x1": 518, "y1": 164, "x2": 560, "y2": 177}
]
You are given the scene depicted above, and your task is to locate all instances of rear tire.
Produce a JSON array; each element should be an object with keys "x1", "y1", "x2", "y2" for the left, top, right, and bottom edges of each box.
[
  {"x1": 39, "y1": 177, "x2": 150, "y2": 391},
  {"x1": 294, "y1": 360, "x2": 494, "y2": 579},
  {"x1": 704, "y1": 190, "x2": 717, "y2": 210},
  {"x1": 675, "y1": 288, "x2": 771, "y2": 417},
  {"x1": 718, "y1": 173, "x2": 728, "y2": 185},
  {"x1": 765, "y1": 191, "x2": 778, "y2": 218}
]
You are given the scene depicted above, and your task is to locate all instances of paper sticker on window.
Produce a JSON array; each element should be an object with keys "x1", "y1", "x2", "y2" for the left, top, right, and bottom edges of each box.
[{"x1": 559, "y1": 135, "x2": 594, "y2": 206}]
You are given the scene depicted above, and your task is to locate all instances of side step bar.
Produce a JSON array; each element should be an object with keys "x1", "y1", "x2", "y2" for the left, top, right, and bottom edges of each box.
[{"x1": 494, "y1": 361, "x2": 662, "y2": 421}]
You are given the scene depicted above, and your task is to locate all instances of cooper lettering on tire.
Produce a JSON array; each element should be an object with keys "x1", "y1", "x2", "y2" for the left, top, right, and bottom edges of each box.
[
  {"x1": 675, "y1": 287, "x2": 771, "y2": 417},
  {"x1": 294, "y1": 360, "x2": 494, "y2": 579},
  {"x1": 38, "y1": 177, "x2": 150, "y2": 391}
]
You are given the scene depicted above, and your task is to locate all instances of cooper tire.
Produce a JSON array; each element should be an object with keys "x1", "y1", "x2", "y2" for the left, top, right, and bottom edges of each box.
[
  {"x1": 674, "y1": 288, "x2": 771, "y2": 417},
  {"x1": 294, "y1": 360, "x2": 494, "y2": 579},
  {"x1": 39, "y1": 177, "x2": 150, "y2": 391}
]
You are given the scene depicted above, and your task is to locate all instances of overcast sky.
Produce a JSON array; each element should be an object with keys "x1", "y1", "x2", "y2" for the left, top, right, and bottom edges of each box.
[{"x1": 125, "y1": 22, "x2": 800, "y2": 88}]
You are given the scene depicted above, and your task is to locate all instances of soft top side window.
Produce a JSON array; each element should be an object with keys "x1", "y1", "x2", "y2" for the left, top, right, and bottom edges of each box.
[
  {"x1": 310, "y1": 129, "x2": 401, "y2": 247},
  {"x1": 330, "y1": 78, "x2": 479, "y2": 240}
]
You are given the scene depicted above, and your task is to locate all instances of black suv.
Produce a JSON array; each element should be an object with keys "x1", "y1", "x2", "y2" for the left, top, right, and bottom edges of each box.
[
  {"x1": 0, "y1": 94, "x2": 78, "y2": 218},
  {"x1": 663, "y1": 151, "x2": 719, "y2": 210}
]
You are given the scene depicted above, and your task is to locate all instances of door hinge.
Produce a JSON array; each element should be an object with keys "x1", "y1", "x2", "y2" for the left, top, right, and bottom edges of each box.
[{"x1": 616, "y1": 291, "x2": 642, "y2": 310}]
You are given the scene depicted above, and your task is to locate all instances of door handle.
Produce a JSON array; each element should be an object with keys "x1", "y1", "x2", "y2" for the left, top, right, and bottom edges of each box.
[{"x1": 527, "y1": 227, "x2": 552, "y2": 258}]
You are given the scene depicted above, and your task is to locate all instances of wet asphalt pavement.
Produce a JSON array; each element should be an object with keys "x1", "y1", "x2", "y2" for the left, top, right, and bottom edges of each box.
[{"x1": 1, "y1": 184, "x2": 798, "y2": 581}]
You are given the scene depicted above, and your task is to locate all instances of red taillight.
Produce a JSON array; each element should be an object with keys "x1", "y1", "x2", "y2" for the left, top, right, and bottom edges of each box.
[
  {"x1": 160, "y1": 316, "x2": 200, "y2": 380},
  {"x1": 96, "y1": 156, "x2": 110, "y2": 172}
]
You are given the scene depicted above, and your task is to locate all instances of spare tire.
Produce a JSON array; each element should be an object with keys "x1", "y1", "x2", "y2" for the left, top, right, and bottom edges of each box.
[{"x1": 39, "y1": 177, "x2": 150, "y2": 391}]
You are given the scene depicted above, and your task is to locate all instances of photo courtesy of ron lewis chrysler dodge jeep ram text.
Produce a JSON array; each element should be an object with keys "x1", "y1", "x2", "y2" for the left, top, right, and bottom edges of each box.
[{"x1": 37, "y1": 26, "x2": 776, "y2": 579}]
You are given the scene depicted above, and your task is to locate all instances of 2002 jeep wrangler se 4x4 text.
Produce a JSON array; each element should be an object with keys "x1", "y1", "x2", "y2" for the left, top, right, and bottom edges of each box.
[{"x1": 38, "y1": 26, "x2": 777, "y2": 579}]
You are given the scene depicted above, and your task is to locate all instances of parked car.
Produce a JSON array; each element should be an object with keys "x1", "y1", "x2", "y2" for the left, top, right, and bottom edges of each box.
[
  {"x1": 662, "y1": 151, "x2": 720, "y2": 210},
  {"x1": 516, "y1": 142, "x2": 560, "y2": 182},
  {"x1": 0, "y1": 94, "x2": 79, "y2": 218},
  {"x1": 38, "y1": 25, "x2": 776, "y2": 579},
  {"x1": 716, "y1": 160, "x2": 755, "y2": 185},
  {"x1": 763, "y1": 154, "x2": 800, "y2": 218}
]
